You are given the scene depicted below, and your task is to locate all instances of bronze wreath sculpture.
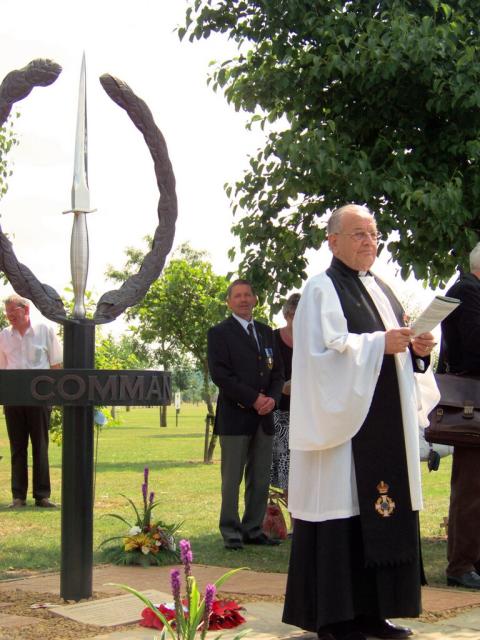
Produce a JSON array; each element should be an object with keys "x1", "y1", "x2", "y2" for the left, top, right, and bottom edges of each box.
[{"x1": 0, "y1": 59, "x2": 177, "y2": 325}]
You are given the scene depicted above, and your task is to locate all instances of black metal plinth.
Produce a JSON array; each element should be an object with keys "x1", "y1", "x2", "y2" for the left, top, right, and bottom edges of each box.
[{"x1": 60, "y1": 320, "x2": 95, "y2": 601}]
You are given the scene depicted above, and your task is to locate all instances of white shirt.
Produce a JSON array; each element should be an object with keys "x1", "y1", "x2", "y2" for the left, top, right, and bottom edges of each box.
[
  {"x1": 232, "y1": 313, "x2": 260, "y2": 348},
  {"x1": 288, "y1": 271, "x2": 439, "y2": 522},
  {"x1": 0, "y1": 323, "x2": 62, "y2": 369}
]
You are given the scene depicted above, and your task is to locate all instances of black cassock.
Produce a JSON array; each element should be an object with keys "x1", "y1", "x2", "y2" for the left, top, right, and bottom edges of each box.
[{"x1": 282, "y1": 257, "x2": 425, "y2": 632}]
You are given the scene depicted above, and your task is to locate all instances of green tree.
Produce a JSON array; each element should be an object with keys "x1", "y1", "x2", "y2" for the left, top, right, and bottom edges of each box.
[
  {"x1": 183, "y1": 0, "x2": 480, "y2": 310},
  {"x1": 49, "y1": 331, "x2": 146, "y2": 444},
  {"x1": 95, "y1": 332, "x2": 150, "y2": 371},
  {"x1": 108, "y1": 242, "x2": 231, "y2": 459},
  {"x1": 0, "y1": 306, "x2": 6, "y2": 330},
  {"x1": 0, "y1": 119, "x2": 17, "y2": 202},
  {"x1": 0, "y1": 118, "x2": 18, "y2": 285}
]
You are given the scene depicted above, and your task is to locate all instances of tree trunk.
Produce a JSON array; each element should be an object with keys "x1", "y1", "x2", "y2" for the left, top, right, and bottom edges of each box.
[
  {"x1": 160, "y1": 405, "x2": 167, "y2": 427},
  {"x1": 201, "y1": 358, "x2": 216, "y2": 463},
  {"x1": 206, "y1": 432, "x2": 217, "y2": 462}
]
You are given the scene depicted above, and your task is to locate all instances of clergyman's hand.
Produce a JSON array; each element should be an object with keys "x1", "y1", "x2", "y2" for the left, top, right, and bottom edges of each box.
[
  {"x1": 411, "y1": 332, "x2": 436, "y2": 357},
  {"x1": 384, "y1": 327, "x2": 413, "y2": 354}
]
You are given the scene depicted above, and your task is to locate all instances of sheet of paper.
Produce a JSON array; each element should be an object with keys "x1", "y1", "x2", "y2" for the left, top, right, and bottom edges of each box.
[{"x1": 410, "y1": 295, "x2": 461, "y2": 337}]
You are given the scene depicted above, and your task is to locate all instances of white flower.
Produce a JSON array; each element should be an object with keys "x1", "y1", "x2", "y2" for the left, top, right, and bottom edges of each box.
[
  {"x1": 141, "y1": 545, "x2": 150, "y2": 555},
  {"x1": 129, "y1": 526, "x2": 142, "y2": 536}
]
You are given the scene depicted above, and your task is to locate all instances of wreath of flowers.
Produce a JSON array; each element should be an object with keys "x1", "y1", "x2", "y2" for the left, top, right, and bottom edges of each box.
[{"x1": 99, "y1": 467, "x2": 181, "y2": 566}]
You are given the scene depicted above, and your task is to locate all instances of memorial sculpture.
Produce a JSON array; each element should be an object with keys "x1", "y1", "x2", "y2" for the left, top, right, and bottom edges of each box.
[{"x1": 0, "y1": 57, "x2": 177, "y2": 600}]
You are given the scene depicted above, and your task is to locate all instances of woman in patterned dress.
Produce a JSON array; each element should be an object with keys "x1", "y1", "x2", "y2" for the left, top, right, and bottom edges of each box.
[{"x1": 270, "y1": 293, "x2": 301, "y2": 502}]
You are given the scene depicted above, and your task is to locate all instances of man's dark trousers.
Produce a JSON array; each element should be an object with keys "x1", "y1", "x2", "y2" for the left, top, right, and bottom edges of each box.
[
  {"x1": 5, "y1": 405, "x2": 52, "y2": 501},
  {"x1": 220, "y1": 427, "x2": 273, "y2": 542},
  {"x1": 447, "y1": 446, "x2": 480, "y2": 576}
]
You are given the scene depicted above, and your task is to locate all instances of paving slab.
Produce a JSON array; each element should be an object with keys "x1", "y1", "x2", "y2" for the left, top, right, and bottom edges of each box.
[
  {"x1": 50, "y1": 589, "x2": 169, "y2": 627},
  {"x1": 399, "y1": 618, "x2": 480, "y2": 639},
  {"x1": 81, "y1": 601, "x2": 315, "y2": 640},
  {"x1": 438, "y1": 609, "x2": 480, "y2": 631},
  {"x1": 80, "y1": 608, "x2": 480, "y2": 640}
]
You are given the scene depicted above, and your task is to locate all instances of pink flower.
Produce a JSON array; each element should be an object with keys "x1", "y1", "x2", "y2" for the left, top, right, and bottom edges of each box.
[{"x1": 179, "y1": 539, "x2": 193, "y2": 577}]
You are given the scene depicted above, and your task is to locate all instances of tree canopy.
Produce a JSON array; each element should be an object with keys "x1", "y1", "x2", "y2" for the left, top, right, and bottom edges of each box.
[
  {"x1": 0, "y1": 120, "x2": 16, "y2": 203},
  {"x1": 182, "y1": 0, "x2": 480, "y2": 308},
  {"x1": 108, "y1": 242, "x2": 231, "y2": 416},
  {"x1": 0, "y1": 119, "x2": 18, "y2": 286}
]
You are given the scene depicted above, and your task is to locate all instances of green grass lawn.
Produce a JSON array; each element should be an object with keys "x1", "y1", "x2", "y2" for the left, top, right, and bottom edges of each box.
[{"x1": 0, "y1": 404, "x2": 450, "y2": 585}]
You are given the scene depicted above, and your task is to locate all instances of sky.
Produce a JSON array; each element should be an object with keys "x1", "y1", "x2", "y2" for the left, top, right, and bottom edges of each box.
[{"x1": 0, "y1": 0, "x2": 451, "y2": 331}]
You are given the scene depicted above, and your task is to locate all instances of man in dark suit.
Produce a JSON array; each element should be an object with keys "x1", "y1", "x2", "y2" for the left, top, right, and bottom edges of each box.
[
  {"x1": 208, "y1": 279, "x2": 284, "y2": 549},
  {"x1": 438, "y1": 243, "x2": 480, "y2": 589}
]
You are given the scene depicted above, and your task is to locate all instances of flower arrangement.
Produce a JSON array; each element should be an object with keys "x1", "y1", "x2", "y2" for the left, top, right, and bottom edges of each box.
[
  {"x1": 99, "y1": 467, "x2": 181, "y2": 566},
  {"x1": 113, "y1": 539, "x2": 249, "y2": 640}
]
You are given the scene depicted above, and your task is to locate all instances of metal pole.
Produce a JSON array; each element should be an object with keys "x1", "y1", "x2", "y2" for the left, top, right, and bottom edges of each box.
[{"x1": 60, "y1": 319, "x2": 95, "y2": 601}]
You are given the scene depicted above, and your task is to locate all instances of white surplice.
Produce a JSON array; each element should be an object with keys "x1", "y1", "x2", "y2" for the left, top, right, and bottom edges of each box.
[{"x1": 288, "y1": 271, "x2": 440, "y2": 522}]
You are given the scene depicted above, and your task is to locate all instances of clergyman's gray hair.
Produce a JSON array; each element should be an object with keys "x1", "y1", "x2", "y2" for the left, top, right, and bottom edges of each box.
[
  {"x1": 4, "y1": 294, "x2": 29, "y2": 308},
  {"x1": 327, "y1": 204, "x2": 373, "y2": 235},
  {"x1": 470, "y1": 242, "x2": 480, "y2": 271},
  {"x1": 282, "y1": 292, "x2": 301, "y2": 318}
]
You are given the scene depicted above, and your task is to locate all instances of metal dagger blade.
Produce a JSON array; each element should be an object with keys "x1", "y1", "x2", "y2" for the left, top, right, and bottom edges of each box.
[{"x1": 64, "y1": 53, "x2": 96, "y2": 319}]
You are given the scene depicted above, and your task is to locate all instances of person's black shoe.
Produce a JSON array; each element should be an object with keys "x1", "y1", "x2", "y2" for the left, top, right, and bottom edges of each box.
[
  {"x1": 243, "y1": 533, "x2": 280, "y2": 546},
  {"x1": 35, "y1": 498, "x2": 57, "y2": 508},
  {"x1": 355, "y1": 616, "x2": 412, "y2": 639},
  {"x1": 447, "y1": 571, "x2": 480, "y2": 589},
  {"x1": 8, "y1": 498, "x2": 26, "y2": 508},
  {"x1": 224, "y1": 539, "x2": 243, "y2": 550}
]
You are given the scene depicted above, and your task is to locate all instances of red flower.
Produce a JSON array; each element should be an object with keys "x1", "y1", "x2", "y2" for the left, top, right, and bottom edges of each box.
[
  {"x1": 140, "y1": 603, "x2": 176, "y2": 629},
  {"x1": 139, "y1": 598, "x2": 245, "y2": 631},
  {"x1": 208, "y1": 599, "x2": 246, "y2": 630}
]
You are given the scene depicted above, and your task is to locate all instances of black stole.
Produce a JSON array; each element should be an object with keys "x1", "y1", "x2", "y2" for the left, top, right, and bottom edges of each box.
[{"x1": 327, "y1": 257, "x2": 418, "y2": 567}]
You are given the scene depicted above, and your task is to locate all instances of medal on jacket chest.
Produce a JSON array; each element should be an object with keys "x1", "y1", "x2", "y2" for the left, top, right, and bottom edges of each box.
[{"x1": 265, "y1": 347, "x2": 273, "y2": 369}]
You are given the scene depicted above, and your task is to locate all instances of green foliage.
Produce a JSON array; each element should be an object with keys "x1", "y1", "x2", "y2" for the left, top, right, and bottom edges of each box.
[
  {"x1": 0, "y1": 118, "x2": 18, "y2": 286},
  {"x1": 95, "y1": 332, "x2": 150, "y2": 370},
  {"x1": 173, "y1": 367, "x2": 217, "y2": 405},
  {"x1": 107, "y1": 242, "x2": 231, "y2": 416},
  {"x1": 0, "y1": 119, "x2": 17, "y2": 202},
  {"x1": 62, "y1": 286, "x2": 97, "y2": 320},
  {"x1": 0, "y1": 306, "x2": 7, "y2": 330},
  {"x1": 49, "y1": 331, "x2": 141, "y2": 446},
  {"x1": 183, "y1": 0, "x2": 480, "y2": 311}
]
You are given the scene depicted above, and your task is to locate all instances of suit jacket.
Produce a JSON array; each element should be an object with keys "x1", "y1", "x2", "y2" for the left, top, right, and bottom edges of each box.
[
  {"x1": 207, "y1": 316, "x2": 284, "y2": 436},
  {"x1": 439, "y1": 272, "x2": 480, "y2": 375}
]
